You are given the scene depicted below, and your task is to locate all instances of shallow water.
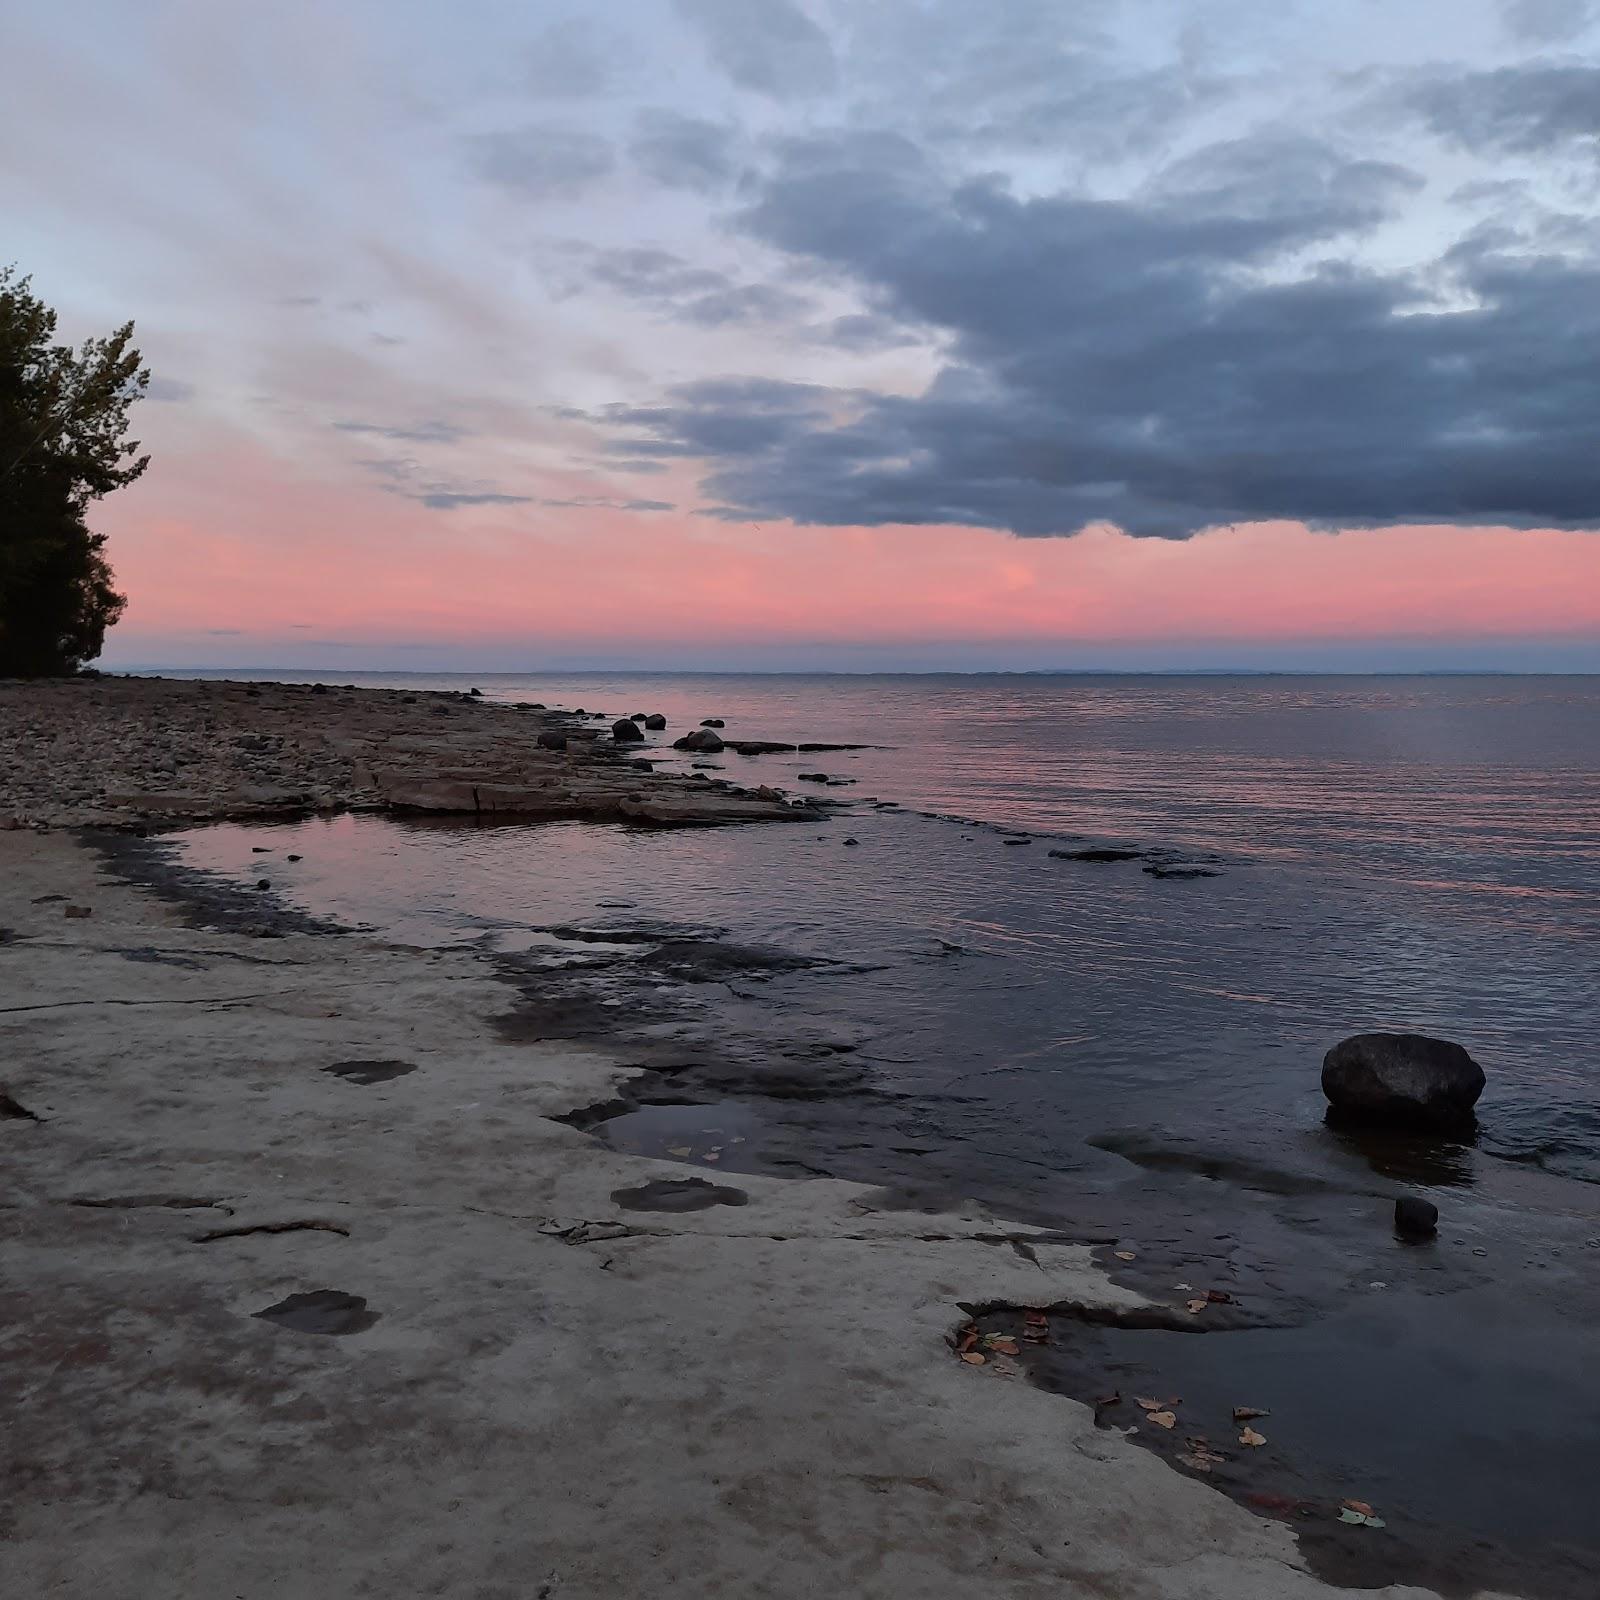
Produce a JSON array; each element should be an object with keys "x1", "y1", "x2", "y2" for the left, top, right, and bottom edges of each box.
[{"x1": 159, "y1": 670, "x2": 1600, "y2": 1582}]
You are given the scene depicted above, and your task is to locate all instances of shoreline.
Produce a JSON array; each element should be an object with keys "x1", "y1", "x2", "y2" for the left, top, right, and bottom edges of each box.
[
  {"x1": 0, "y1": 827, "x2": 1363, "y2": 1600},
  {"x1": 0, "y1": 674, "x2": 1569, "y2": 1597},
  {"x1": 0, "y1": 674, "x2": 817, "y2": 830}
]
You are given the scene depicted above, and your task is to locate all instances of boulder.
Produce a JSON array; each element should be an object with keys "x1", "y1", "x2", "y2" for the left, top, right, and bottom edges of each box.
[
  {"x1": 1322, "y1": 1032, "x2": 1485, "y2": 1130},
  {"x1": 700, "y1": 718, "x2": 725, "y2": 728},
  {"x1": 727, "y1": 739, "x2": 795, "y2": 755},
  {"x1": 643, "y1": 714, "x2": 667, "y2": 730},
  {"x1": 611, "y1": 719, "x2": 645, "y2": 743},
  {"x1": 536, "y1": 731, "x2": 568, "y2": 751},
  {"x1": 672, "y1": 728, "x2": 725, "y2": 753},
  {"x1": 629, "y1": 713, "x2": 647, "y2": 722}
]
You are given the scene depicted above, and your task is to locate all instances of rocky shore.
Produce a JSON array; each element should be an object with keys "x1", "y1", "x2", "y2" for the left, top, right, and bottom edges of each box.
[
  {"x1": 0, "y1": 674, "x2": 815, "y2": 830},
  {"x1": 0, "y1": 678, "x2": 1529, "y2": 1598}
]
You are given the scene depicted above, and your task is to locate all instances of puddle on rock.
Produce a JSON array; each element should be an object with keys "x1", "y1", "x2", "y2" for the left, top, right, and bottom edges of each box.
[
  {"x1": 252, "y1": 1289, "x2": 377, "y2": 1336},
  {"x1": 612, "y1": 1177, "x2": 750, "y2": 1211},
  {"x1": 323, "y1": 1059, "x2": 418, "y2": 1085},
  {"x1": 591, "y1": 1100, "x2": 763, "y2": 1172},
  {"x1": 959, "y1": 1295, "x2": 1600, "y2": 1600}
]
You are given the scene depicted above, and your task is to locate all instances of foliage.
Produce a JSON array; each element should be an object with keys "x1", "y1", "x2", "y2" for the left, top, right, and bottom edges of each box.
[{"x1": 1, "y1": 266, "x2": 148, "y2": 675}]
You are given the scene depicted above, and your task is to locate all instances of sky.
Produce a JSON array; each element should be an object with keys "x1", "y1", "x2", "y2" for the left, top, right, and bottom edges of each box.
[{"x1": 5, "y1": 0, "x2": 1599, "y2": 672}]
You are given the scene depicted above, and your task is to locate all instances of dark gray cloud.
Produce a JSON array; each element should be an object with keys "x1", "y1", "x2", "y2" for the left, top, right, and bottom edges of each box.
[
  {"x1": 629, "y1": 109, "x2": 738, "y2": 190},
  {"x1": 674, "y1": 0, "x2": 836, "y2": 98},
  {"x1": 598, "y1": 135, "x2": 1600, "y2": 537},
  {"x1": 582, "y1": 246, "x2": 814, "y2": 327},
  {"x1": 1412, "y1": 64, "x2": 1600, "y2": 152},
  {"x1": 468, "y1": 125, "x2": 615, "y2": 196},
  {"x1": 418, "y1": 491, "x2": 534, "y2": 510}
]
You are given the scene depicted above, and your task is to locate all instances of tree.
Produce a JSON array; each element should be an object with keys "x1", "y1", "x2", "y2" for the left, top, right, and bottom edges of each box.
[{"x1": 1, "y1": 267, "x2": 148, "y2": 676}]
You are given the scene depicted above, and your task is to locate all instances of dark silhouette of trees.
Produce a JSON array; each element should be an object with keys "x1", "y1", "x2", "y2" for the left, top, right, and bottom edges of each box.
[{"x1": 1, "y1": 267, "x2": 148, "y2": 676}]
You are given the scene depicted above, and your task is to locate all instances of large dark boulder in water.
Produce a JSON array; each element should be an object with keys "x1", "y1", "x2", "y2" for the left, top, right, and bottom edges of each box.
[
  {"x1": 611, "y1": 718, "x2": 645, "y2": 743},
  {"x1": 643, "y1": 713, "x2": 667, "y2": 730},
  {"x1": 1322, "y1": 1033, "x2": 1485, "y2": 1130},
  {"x1": 673, "y1": 728, "x2": 725, "y2": 753}
]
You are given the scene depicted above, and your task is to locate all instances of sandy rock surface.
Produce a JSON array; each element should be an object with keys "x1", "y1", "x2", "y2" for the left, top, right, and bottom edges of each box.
[
  {"x1": 0, "y1": 832, "x2": 1477, "y2": 1599},
  {"x1": 0, "y1": 675, "x2": 812, "y2": 829}
]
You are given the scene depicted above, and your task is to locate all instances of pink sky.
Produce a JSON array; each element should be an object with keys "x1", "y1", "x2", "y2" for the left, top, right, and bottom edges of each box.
[{"x1": 96, "y1": 429, "x2": 1600, "y2": 671}]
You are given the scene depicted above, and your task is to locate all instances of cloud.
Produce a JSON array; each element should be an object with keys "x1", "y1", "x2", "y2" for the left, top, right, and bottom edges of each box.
[
  {"x1": 333, "y1": 418, "x2": 469, "y2": 444},
  {"x1": 582, "y1": 246, "x2": 813, "y2": 327},
  {"x1": 629, "y1": 109, "x2": 738, "y2": 190},
  {"x1": 674, "y1": 0, "x2": 836, "y2": 98},
  {"x1": 146, "y1": 376, "x2": 195, "y2": 402},
  {"x1": 1501, "y1": 0, "x2": 1596, "y2": 42},
  {"x1": 524, "y1": 19, "x2": 615, "y2": 98},
  {"x1": 205, "y1": 627, "x2": 243, "y2": 635},
  {"x1": 1410, "y1": 64, "x2": 1600, "y2": 153},
  {"x1": 468, "y1": 125, "x2": 615, "y2": 196},
  {"x1": 598, "y1": 133, "x2": 1600, "y2": 537},
  {"x1": 417, "y1": 491, "x2": 534, "y2": 510}
]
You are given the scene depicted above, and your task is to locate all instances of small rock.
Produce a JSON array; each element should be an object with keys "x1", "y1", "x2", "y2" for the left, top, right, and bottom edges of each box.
[
  {"x1": 287, "y1": 854, "x2": 302, "y2": 862},
  {"x1": 537, "y1": 732, "x2": 568, "y2": 751},
  {"x1": 673, "y1": 728, "x2": 725, "y2": 753},
  {"x1": 700, "y1": 718, "x2": 725, "y2": 728},
  {"x1": 1395, "y1": 1196, "x2": 1439, "y2": 1237},
  {"x1": 255, "y1": 879, "x2": 271, "y2": 891},
  {"x1": 63, "y1": 905, "x2": 92, "y2": 919},
  {"x1": 470, "y1": 687, "x2": 483, "y2": 697},
  {"x1": 843, "y1": 838, "x2": 859, "y2": 847}
]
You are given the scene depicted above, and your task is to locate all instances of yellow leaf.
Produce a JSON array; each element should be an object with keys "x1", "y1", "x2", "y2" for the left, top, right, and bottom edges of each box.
[
  {"x1": 1113, "y1": 1250, "x2": 1136, "y2": 1261},
  {"x1": 960, "y1": 1351, "x2": 986, "y2": 1365},
  {"x1": 1239, "y1": 1427, "x2": 1266, "y2": 1447},
  {"x1": 1147, "y1": 1410, "x2": 1177, "y2": 1429},
  {"x1": 1186, "y1": 1298, "x2": 1208, "y2": 1314}
]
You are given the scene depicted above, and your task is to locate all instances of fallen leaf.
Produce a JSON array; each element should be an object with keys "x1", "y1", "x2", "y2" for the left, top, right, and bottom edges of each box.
[
  {"x1": 1094, "y1": 1390, "x2": 1121, "y2": 1408},
  {"x1": 983, "y1": 1335, "x2": 1020, "y2": 1355},
  {"x1": 1174, "y1": 1282, "x2": 1196, "y2": 1292},
  {"x1": 1205, "y1": 1288, "x2": 1234, "y2": 1304},
  {"x1": 1022, "y1": 1322, "x2": 1050, "y2": 1343},
  {"x1": 1246, "y1": 1491, "x2": 1309, "y2": 1515},
  {"x1": 666, "y1": 1145, "x2": 693, "y2": 1157},
  {"x1": 1239, "y1": 1427, "x2": 1267, "y2": 1447},
  {"x1": 1113, "y1": 1251, "x2": 1137, "y2": 1261},
  {"x1": 1023, "y1": 1308, "x2": 1048, "y2": 1324},
  {"x1": 1186, "y1": 1298, "x2": 1208, "y2": 1314},
  {"x1": 1341, "y1": 1500, "x2": 1376, "y2": 1517},
  {"x1": 990, "y1": 1355, "x2": 1021, "y2": 1378},
  {"x1": 960, "y1": 1351, "x2": 987, "y2": 1365},
  {"x1": 1337, "y1": 1508, "x2": 1386, "y2": 1528},
  {"x1": 1177, "y1": 1451, "x2": 1214, "y2": 1473},
  {"x1": 702, "y1": 1151, "x2": 721, "y2": 1162},
  {"x1": 1147, "y1": 1410, "x2": 1178, "y2": 1430},
  {"x1": 955, "y1": 1327, "x2": 979, "y2": 1353},
  {"x1": 1135, "y1": 1396, "x2": 1179, "y2": 1412},
  {"x1": 1233, "y1": 1407, "x2": 1270, "y2": 1421}
]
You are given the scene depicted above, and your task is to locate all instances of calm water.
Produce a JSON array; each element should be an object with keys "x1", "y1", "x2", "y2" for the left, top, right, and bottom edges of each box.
[
  {"x1": 166, "y1": 671, "x2": 1600, "y2": 1185},
  {"x1": 159, "y1": 671, "x2": 1600, "y2": 1576}
]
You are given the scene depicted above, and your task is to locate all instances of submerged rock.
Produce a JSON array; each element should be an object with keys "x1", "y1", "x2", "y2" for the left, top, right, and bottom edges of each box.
[{"x1": 1322, "y1": 1032, "x2": 1486, "y2": 1131}]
